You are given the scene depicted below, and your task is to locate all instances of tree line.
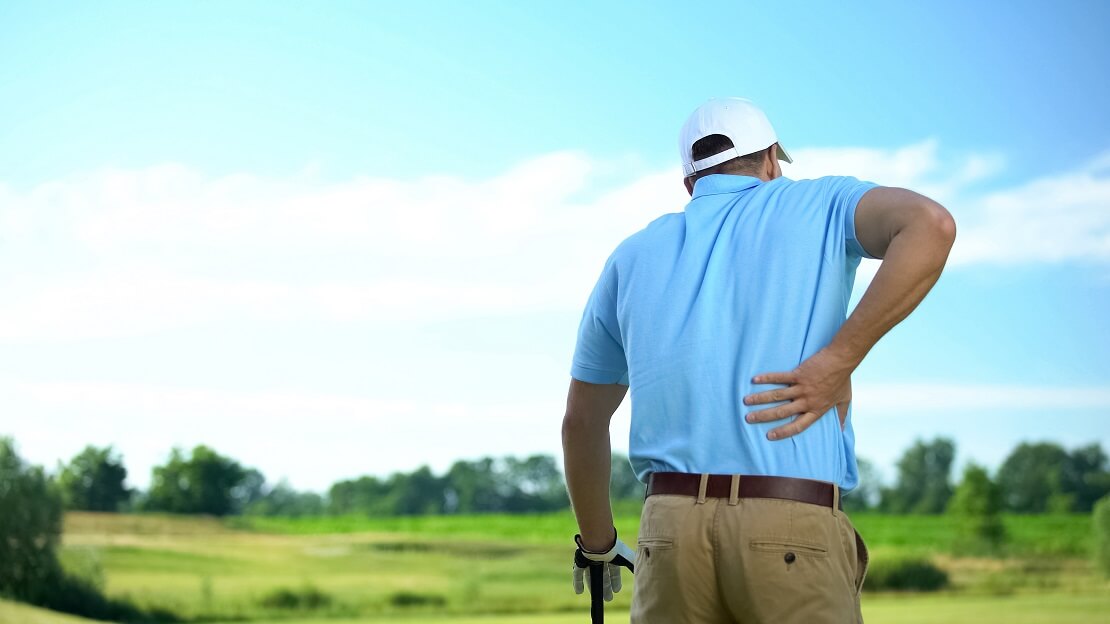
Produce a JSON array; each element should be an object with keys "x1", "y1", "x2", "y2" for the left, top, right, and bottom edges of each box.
[
  {"x1": 5, "y1": 435, "x2": 1109, "y2": 622},
  {"x1": 842, "y1": 438, "x2": 1110, "y2": 514},
  {"x1": 7, "y1": 435, "x2": 1110, "y2": 519}
]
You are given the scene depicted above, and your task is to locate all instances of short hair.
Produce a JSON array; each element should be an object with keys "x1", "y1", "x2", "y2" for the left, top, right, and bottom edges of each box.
[{"x1": 689, "y1": 134, "x2": 768, "y2": 179}]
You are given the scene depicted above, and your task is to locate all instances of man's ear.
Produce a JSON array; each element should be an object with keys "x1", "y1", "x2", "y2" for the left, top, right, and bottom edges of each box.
[
  {"x1": 684, "y1": 176, "x2": 694, "y2": 195},
  {"x1": 766, "y1": 144, "x2": 782, "y2": 180}
]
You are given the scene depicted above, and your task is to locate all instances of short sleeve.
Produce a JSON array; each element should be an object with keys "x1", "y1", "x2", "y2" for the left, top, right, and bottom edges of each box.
[
  {"x1": 570, "y1": 260, "x2": 629, "y2": 385},
  {"x1": 828, "y1": 176, "x2": 880, "y2": 260}
]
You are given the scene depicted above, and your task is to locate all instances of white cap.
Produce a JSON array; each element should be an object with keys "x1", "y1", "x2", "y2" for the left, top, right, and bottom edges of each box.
[{"x1": 679, "y1": 97, "x2": 792, "y2": 177}]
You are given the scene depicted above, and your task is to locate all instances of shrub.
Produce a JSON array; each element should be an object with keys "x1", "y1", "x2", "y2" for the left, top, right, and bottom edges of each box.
[
  {"x1": 389, "y1": 591, "x2": 448, "y2": 608},
  {"x1": 0, "y1": 437, "x2": 64, "y2": 598},
  {"x1": 1095, "y1": 494, "x2": 1110, "y2": 577},
  {"x1": 1, "y1": 437, "x2": 177, "y2": 623},
  {"x1": 948, "y1": 463, "x2": 1006, "y2": 554},
  {"x1": 259, "y1": 585, "x2": 332, "y2": 610},
  {"x1": 38, "y1": 572, "x2": 179, "y2": 623},
  {"x1": 864, "y1": 557, "x2": 949, "y2": 592}
]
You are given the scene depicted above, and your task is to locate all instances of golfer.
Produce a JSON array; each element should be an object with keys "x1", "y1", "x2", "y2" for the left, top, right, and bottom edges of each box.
[{"x1": 563, "y1": 97, "x2": 955, "y2": 623}]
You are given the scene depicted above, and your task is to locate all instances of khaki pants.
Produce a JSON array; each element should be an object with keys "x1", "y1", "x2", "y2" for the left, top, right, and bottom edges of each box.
[{"x1": 630, "y1": 489, "x2": 869, "y2": 624}]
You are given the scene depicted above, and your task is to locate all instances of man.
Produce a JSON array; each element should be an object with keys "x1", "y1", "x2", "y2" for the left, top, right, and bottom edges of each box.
[{"x1": 562, "y1": 97, "x2": 956, "y2": 623}]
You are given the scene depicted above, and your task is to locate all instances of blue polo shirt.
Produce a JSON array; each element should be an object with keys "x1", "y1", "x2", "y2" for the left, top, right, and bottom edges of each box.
[{"x1": 571, "y1": 174, "x2": 877, "y2": 490}]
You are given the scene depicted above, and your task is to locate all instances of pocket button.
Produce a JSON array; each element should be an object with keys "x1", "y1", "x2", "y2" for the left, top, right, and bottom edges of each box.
[{"x1": 784, "y1": 552, "x2": 796, "y2": 564}]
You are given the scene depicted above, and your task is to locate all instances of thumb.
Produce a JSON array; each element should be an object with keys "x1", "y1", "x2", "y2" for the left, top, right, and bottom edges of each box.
[{"x1": 836, "y1": 380, "x2": 852, "y2": 428}]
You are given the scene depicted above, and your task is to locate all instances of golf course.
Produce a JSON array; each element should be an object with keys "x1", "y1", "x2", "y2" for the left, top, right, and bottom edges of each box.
[{"x1": 2, "y1": 508, "x2": 1106, "y2": 624}]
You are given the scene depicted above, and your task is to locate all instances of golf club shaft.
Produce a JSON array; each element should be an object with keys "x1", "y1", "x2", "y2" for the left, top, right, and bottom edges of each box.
[{"x1": 590, "y1": 562, "x2": 604, "y2": 623}]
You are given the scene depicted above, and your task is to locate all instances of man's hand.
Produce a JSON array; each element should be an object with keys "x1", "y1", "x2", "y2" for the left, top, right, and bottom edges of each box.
[
  {"x1": 743, "y1": 347, "x2": 855, "y2": 440},
  {"x1": 572, "y1": 531, "x2": 636, "y2": 602}
]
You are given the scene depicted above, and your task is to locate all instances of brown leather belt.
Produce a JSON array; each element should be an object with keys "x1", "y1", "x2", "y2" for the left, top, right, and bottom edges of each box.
[{"x1": 646, "y1": 472, "x2": 842, "y2": 510}]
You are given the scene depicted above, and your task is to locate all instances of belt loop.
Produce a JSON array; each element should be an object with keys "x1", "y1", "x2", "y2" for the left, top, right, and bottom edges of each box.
[
  {"x1": 831, "y1": 483, "x2": 840, "y2": 517},
  {"x1": 696, "y1": 473, "x2": 709, "y2": 504},
  {"x1": 728, "y1": 474, "x2": 740, "y2": 506}
]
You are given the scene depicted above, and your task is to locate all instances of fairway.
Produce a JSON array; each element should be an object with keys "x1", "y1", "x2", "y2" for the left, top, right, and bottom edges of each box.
[
  {"x1": 2, "y1": 511, "x2": 1088, "y2": 624},
  {"x1": 7, "y1": 593, "x2": 1110, "y2": 624}
]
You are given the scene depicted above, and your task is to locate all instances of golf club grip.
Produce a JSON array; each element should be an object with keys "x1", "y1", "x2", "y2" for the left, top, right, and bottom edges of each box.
[{"x1": 590, "y1": 561, "x2": 604, "y2": 623}]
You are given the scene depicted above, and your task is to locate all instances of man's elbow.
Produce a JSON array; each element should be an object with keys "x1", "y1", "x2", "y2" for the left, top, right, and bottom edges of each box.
[
  {"x1": 928, "y1": 201, "x2": 957, "y2": 248},
  {"x1": 912, "y1": 198, "x2": 957, "y2": 253},
  {"x1": 562, "y1": 409, "x2": 602, "y2": 448},
  {"x1": 561, "y1": 411, "x2": 586, "y2": 447}
]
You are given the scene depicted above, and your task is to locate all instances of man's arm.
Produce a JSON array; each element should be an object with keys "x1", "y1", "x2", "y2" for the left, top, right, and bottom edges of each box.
[
  {"x1": 744, "y1": 187, "x2": 957, "y2": 440},
  {"x1": 562, "y1": 378, "x2": 628, "y2": 551}
]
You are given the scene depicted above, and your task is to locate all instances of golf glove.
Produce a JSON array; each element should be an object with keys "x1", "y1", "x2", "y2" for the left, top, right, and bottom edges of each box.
[{"x1": 572, "y1": 531, "x2": 636, "y2": 602}]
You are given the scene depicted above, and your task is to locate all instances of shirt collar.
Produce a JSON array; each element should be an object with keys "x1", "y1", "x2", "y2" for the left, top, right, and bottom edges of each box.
[{"x1": 691, "y1": 174, "x2": 763, "y2": 199}]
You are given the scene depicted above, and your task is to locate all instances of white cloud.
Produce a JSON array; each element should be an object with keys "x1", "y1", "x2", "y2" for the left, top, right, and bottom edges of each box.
[
  {"x1": 0, "y1": 153, "x2": 686, "y2": 340},
  {"x1": 0, "y1": 272, "x2": 549, "y2": 340},
  {"x1": 783, "y1": 139, "x2": 1005, "y2": 203},
  {"x1": 1, "y1": 143, "x2": 1107, "y2": 343},
  {"x1": 788, "y1": 144, "x2": 1110, "y2": 268},
  {"x1": 950, "y1": 151, "x2": 1110, "y2": 265}
]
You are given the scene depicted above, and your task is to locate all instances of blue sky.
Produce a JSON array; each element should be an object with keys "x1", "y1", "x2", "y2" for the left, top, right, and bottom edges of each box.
[{"x1": 1, "y1": 1, "x2": 1108, "y2": 491}]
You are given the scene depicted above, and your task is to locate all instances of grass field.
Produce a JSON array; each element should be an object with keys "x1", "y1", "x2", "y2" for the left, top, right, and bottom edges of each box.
[
  {"x1": 1, "y1": 510, "x2": 1102, "y2": 624},
  {"x1": 231, "y1": 506, "x2": 1095, "y2": 556},
  {"x1": 6, "y1": 593, "x2": 1110, "y2": 624}
]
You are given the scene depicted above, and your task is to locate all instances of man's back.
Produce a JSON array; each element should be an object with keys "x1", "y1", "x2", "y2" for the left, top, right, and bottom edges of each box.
[{"x1": 572, "y1": 173, "x2": 876, "y2": 488}]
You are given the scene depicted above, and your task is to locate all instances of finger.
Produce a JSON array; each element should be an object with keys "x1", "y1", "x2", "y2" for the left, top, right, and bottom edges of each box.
[
  {"x1": 751, "y1": 371, "x2": 798, "y2": 385},
  {"x1": 745, "y1": 401, "x2": 804, "y2": 424},
  {"x1": 602, "y1": 565, "x2": 614, "y2": 602},
  {"x1": 609, "y1": 562, "x2": 622, "y2": 593},
  {"x1": 744, "y1": 385, "x2": 803, "y2": 406},
  {"x1": 573, "y1": 566, "x2": 584, "y2": 594},
  {"x1": 768, "y1": 412, "x2": 820, "y2": 441},
  {"x1": 835, "y1": 400, "x2": 850, "y2": 428}
]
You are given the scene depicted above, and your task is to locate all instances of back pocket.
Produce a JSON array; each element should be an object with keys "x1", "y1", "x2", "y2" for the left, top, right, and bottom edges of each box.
[
  {"x1": 749, "y1": 538, "x2": 828, "y2": 558},
  {"x1": 637, "y1": 536, "x2": 674, "y2": 551}
]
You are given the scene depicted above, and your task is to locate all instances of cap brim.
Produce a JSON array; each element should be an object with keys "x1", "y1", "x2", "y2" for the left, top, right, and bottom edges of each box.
[{"x1": 777, "y1": 144, "x2": 793, "y2": 164}]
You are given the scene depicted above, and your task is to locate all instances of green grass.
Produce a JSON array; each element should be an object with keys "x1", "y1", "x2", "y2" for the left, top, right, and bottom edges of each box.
[
  {"x1": 850, "y1": 512, "x2": 1092, "y2": 557},
  {"x1": 34, "y1": 510, "x2": 1107, "y2": 623},
  {"x1": 230, "y1": 506, "x2": 1092, "y2": 556},
  {"x1": 0, "y1": 599, "x2": 102, "y2": 624},
  {"x1": 10, "y1": 593, "x2": 1110, "y2": 624}
]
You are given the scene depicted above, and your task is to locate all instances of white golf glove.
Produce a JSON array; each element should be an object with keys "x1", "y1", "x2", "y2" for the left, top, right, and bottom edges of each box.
[{"x1": 572, "y1": 531, "x2": 636, "y2": 602}]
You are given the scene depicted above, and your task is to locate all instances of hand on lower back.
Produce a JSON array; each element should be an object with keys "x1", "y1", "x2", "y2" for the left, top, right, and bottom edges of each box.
[{"x1": 742, "y1": 347, "x2": 855, "y2": 440}]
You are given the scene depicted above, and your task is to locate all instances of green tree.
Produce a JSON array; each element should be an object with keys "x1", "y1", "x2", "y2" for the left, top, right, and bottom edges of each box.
[
  {"x1": 245, "y1": 480, "x2": 325, "y2": 517},
  {"x1": 997, "y1": 442, "x2": 1071, "y2": 512},
  {"x1": 387, "y1": 466, "x2": 445, "y2": 515},
  {"x1": 443, "y1": 458, "x2": 502, "y2": 513},
  {"x1": 997, "y1": 441, "x2": 1109, "y2": 513},
  {"x1": 842, "y1": 457, "x2": 881, "y2": 512},
  {"x1": 1063, "y1": 443, "x2": 1110, "y2": 512},
  {"x1": 328, "y1": 475, "x2": 391, "y2": 515},
  {"x1": 0, "y1": 439, "x2": 173, "y2": 621},
  {"x1": 882, "y1": 438, "x2": 955, "y2": 514},
  {"x1": 144, "y1": 446, "x2": 258, "y2": 516},
  {"x1": 57, "y1": 445, "x2": 131, "y2": 512},
  {"x1": 948, "y1": 463, "x2": 1006, "y2": 552},
  {"x1": 232, "y1": 468, "x2": 267, "y2": 514},
  {"x1": 503, "y1": 455, "x2": 566, "y2": 512},
  {"x1": 1094, "y1": 494, "x2": 1110, "y2": 577},
  {"x1": 0, "y1": 437, "x2": 64, "y2": 599}
]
